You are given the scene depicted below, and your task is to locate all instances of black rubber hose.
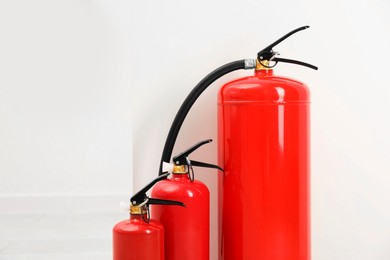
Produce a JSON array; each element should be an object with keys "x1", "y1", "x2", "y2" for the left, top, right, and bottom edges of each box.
[{"x1": 159, "y1": 59, "x2": 248, "y2": 175}]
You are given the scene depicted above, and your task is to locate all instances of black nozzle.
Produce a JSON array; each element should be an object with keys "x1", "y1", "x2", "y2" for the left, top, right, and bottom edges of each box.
[
  {"x1": 257, "y1": 25, "x2": 318, "y2": 70},
  {"x1": 158, "y1": 60, "x2": 249, "y2": 176}
]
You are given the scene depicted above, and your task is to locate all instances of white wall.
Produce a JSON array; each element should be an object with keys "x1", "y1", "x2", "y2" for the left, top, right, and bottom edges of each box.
[
  {"x1": 131, "y1": 0, "x2": 390, "y2": 259},
  {"x1": 0, "y1": 0, "x2": 132, "y2": 211}
]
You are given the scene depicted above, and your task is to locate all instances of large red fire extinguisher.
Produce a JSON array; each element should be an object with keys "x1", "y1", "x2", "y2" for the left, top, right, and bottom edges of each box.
[
  {"x1": 113, "y1": 173, "x2": 185, "y2": 260},
  {"x1": 218, "y1": 30, "x2": 315, "y2": 259},
  {"x1": 158, "y1": 26, "x2": 317, "y2": 259},
  {"x1": 151, "y1": 139, "x2": 223, "y2": 260}
]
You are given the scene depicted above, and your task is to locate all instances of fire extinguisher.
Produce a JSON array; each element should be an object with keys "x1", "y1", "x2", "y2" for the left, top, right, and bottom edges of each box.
[
  {"x1": 218, "y1": 27, "x2": 317, "y2": 260},
  {"x1": 113, "y1": 173, "x2": 185, "y2": 260},
  {"x1": 157, "y1": 26, "x2": 317, "y2": 260},
  {"x1": 151, "y1": 139, "x2": 223, "y2": 260}
]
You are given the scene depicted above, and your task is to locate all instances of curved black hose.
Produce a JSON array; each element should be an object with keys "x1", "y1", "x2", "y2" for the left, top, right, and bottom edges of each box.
[{"x1": 159, "y1": 59, "x2": 248, "y2": 175}]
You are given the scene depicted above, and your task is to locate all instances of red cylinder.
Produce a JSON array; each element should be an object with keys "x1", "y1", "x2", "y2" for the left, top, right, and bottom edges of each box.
[
  {"x1": 151, "y1": 172, "x2": 210, "y2": 260},
  {"x1": 218, "y1": 68, "x2": 310, "y2": 260},
  {"x1": 113, "y1": 212, "x2": 164, "y2": 260}
]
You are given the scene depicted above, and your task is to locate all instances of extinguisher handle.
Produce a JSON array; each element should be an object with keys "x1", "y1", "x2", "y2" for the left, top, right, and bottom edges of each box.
[
  {"x1": 259, "y1": 25, "x2": 309, "y2": 55},
  {"x1": 273, "y1": 57, "x2": 318, "y2": 70},
  {"x1": 130, "y1": 173, "x2": 170, "y2": 205},
  {"x1": 172, "y1": 139, "x2": 224, "y2": 171},
  {"x1": 147, "y1": 198, "x2": 186, "y2": 207},
  {"x1": 172, "y1": 139, "x2": 212, "y2": 165},
  {"x1": 139, "y1": 197, "x2": 185, "y2": 223},
  {"x1": 190, "y1": 160, "x2": 224, "y2": 172},
  {"x1": 257, "y1": 25, "x2": 318, "y2": 70},
  {"x1": 170, "y1": 139, "x2": 224, "y2": 182}
]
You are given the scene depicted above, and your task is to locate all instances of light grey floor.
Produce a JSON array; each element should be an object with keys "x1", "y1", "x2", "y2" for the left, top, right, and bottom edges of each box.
[{"x1": 0, "y1": 210, "x2": 124, "y2": 259}]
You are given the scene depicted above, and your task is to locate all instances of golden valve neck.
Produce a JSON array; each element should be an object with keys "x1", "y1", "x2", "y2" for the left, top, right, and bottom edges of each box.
[
  {"x1": 172, "y1": 165, "x2": 188, "y2": 174},
  {"x1": 255, "y1": 59, "x2": 272, "y2": 71},
  {"x1": 130, "y1": 205, "x2": 147, "y2": 215}
]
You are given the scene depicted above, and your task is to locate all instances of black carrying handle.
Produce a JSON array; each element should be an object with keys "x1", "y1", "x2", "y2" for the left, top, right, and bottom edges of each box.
[
  {"x1": 139, "y1": 197, "x2": 185, "y2": 223},
  {"x1": 190, "y1": 160, "x2": 223, "y2": 172},
  {"x1": 131, "y1": 173, "x2": 170, "y2": 205},
  {"x1": 148, "y1": 198, "x2": 185, "y2": 207},
  {"x1": 170, "y1": 139, "x2": 223, "y2": 182},
  {"x1": 257, "y1": 25, "x2": 318, "y2": 70},
  {"x1": 172, "y1": 139, "x2": 212, "y2": 164},
  {"x1": 172, "y1": 139, "x2": 223, "y2": 172},
  {"x1": 131, "y1": 173, "x2": 186, "y2": 206}
]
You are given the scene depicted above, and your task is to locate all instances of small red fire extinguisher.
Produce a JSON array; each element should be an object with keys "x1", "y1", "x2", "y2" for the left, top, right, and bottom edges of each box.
[
  {"x1": 113, "y1": 173, "x2": 185, "y2": 260},
  {"x1": 151, "y1": 139, "x2": 223, "y2": 260}
]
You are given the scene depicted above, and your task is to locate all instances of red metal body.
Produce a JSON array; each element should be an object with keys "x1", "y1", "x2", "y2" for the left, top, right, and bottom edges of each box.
[
  {"x1": 218, "y1": 69, "x2": 310, "y2": 260},
  {"x1": 113, "y1": 214, "x2": 164, "y2": 260},
  {"x1": 151, "y1": 173, "x2": 210, "y2": 260}
]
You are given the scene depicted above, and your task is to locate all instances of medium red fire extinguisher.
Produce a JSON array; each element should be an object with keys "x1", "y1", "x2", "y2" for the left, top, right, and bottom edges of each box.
[
  {"x1": 151, "y1": 139, "x2": 223, "y2": 260},
  {"x1": 113, "y1": 173, "x2": 185, "y2": 260},
  {"x1": 158, "y1": 26, "x2": 317, "y2": 259}
]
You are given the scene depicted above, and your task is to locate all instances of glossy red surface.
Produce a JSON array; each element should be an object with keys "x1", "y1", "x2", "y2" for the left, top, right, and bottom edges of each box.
[
  {"x1": 151, "y1": 173, "x2": 210, "y2": 260},
  {"x1": 113, "y1": 214, "x2": 164, "y2": 260},
  {"x1": 218, "y1": 69, "x2": 310, "y2": 260}
]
